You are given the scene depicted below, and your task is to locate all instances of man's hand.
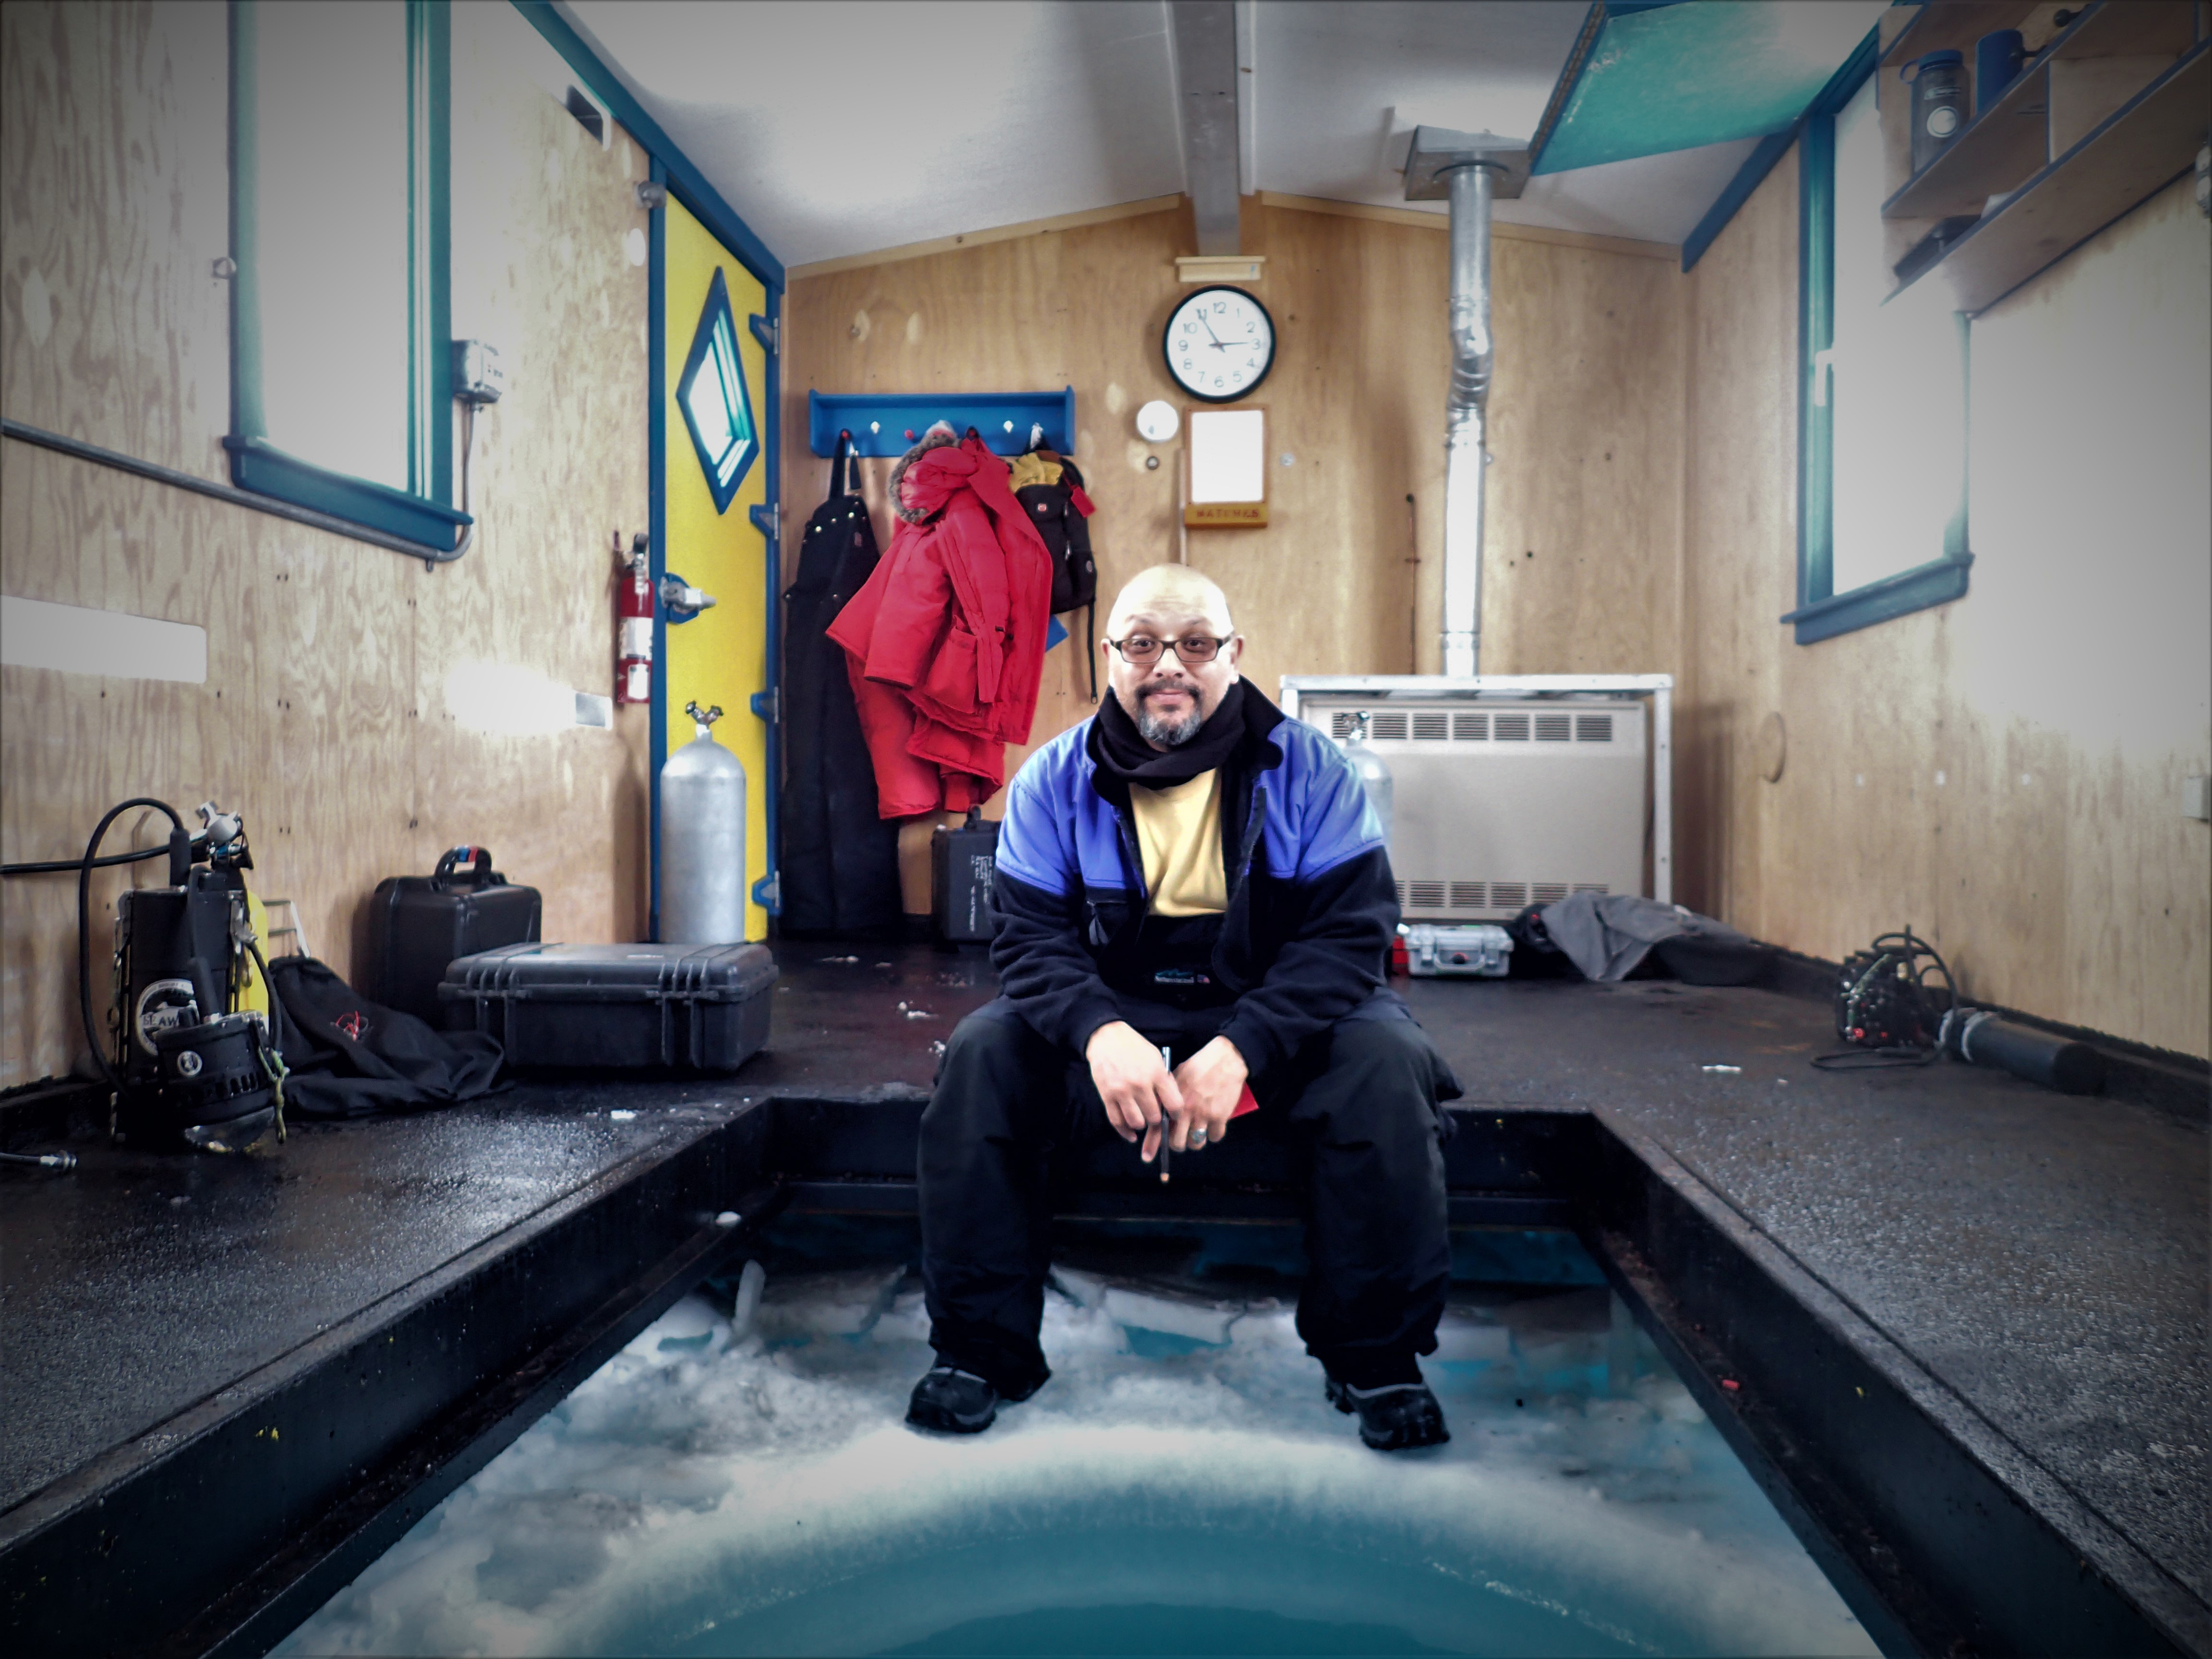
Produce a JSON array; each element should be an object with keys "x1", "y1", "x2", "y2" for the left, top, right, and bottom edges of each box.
[
  {"x1": 1086, "y1": 1021, "x2": 1184, "y2": 1161},
  {"x1": 1169, "y1": 1036, "x2": 1247, "y2": 1153}
]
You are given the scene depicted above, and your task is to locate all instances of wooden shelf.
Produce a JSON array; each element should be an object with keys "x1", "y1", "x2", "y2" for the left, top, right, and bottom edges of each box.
[
  {"x1": 2045, "y1": 0, "x2": 2199, "y2": 61},
  {"x1": 1901, "y1": 37, "x2": 2210, "y2": 312},
  {"x1": 1885, "y1": 57, "x2": 2052, "y2": 218},
  {"x1": 1881, "y1": 0, "x2": 2035, "y2": 71},
  {"x1": 1883, "y1": 0, "x2": 2199, "y2": 220}
]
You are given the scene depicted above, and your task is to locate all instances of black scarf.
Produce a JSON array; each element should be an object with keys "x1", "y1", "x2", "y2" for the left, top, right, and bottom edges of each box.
[{"x1": 1093, "y1": 679, "x2": 1249, "y2": 788}]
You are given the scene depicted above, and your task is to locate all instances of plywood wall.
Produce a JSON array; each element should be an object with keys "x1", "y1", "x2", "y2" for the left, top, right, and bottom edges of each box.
[
  {"x1": 1680, "y1": 162, "x2": 2211, "y2": 1058},
  {"x1": 780, "y1": 196, "x2": 1688, "y2": 801},
  {"x1": 0, "y1": 2, "x2": 653, "y2": 1088}
]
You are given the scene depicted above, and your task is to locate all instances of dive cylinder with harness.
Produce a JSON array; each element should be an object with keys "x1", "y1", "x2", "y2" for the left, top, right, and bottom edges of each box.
[
  {"x1": 5, "y1": 795, "x2": 287, "y2": 1150},
  {"x1": 108, "y1": 801, "x2": 286, "y2": 1149}
]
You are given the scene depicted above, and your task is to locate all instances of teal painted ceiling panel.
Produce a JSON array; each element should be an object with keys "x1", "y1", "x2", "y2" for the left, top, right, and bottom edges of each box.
[{"x1": 1532, "y1": 0, "x2": 1886, "y2": 176}]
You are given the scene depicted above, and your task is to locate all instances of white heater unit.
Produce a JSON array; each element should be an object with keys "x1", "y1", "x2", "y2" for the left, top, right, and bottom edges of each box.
[{"x1": 1279, "y1": 675, "x2": 1672, "y2": 924}]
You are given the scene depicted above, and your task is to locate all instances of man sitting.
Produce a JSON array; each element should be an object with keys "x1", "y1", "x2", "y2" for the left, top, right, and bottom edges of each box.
[{"x1": 907, "y1": 565, "x2": 1461, "y2": 1450}]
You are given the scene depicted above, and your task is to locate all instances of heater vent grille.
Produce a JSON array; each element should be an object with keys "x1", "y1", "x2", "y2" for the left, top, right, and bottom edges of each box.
[
  {"x1": 1323, "y1": 707, "x2": 1620, "y2": 746},
  {"x1": 1398, "y1": 877, "x2": 1611, "y2": 914},
  {"x1": 1302, "y1": 690, "x2": 1648, "y2": 918}
]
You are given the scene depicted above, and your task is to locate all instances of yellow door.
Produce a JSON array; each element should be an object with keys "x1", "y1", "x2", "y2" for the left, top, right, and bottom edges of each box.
[{"x1": 660, "y1": 196, "x2": 772, "y2": 941}]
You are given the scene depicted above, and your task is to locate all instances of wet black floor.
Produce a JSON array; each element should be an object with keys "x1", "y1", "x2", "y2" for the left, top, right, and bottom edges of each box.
[
  {"x1": 1403, "y1": 974, "x2": 2209, "y2": 1622},
  {"x1": 1, "y1": 946, "x2": 2204, "y2": 1635}
]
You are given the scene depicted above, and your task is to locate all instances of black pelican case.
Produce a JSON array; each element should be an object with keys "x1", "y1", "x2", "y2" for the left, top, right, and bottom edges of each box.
[
  {"x1": 366, "y1": 846, "x2": 541, "y2": 1024},
  {"x1": 438, "y1": 942, "x2": 776, "y2": 1072}
]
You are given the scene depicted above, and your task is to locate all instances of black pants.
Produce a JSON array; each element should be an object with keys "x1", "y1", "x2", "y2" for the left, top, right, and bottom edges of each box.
[{"x1": 918, "y1": 996, "x2": 1456, "y2": 1396}]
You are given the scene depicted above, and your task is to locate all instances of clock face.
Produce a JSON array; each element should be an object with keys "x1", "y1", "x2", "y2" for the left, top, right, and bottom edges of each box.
[{"x1": 1164, "y1": 286, "x2": 1275, "y2": 403}]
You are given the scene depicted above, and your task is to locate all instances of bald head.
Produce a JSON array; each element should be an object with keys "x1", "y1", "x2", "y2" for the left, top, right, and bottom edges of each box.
[{"x1": 1105, "y1": 565, "x2": 1234, "y2": 639}]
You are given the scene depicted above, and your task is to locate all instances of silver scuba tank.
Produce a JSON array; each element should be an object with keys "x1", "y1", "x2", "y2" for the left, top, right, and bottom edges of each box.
[
  {"x1": 659, "y1": 701, "x2": 747, "y2": 943},
  {"x1": 1342, "y1": 711, "x2": 1394, "y2": 844}
]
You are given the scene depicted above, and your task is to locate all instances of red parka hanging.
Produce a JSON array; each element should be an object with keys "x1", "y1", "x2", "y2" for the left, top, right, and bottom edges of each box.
[{"x1": 827, "y1": 429, "x2": 1056, "y2": 817}]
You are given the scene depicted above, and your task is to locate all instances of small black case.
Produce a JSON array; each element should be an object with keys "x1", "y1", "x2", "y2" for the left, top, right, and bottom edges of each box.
[
  {"x1": 438, "y1": 942, "x2": 776, "y2": 1072},
  {"x1": 931, "y1": 808, "x2": 999, "y2": 943},
  {"x1": 366, "y1": 846, "x2": 542, "y2": 1024}
]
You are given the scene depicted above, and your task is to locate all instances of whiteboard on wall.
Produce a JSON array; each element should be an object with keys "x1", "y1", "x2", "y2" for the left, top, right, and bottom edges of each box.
[{"x1": 1186, "y1": 408, "x2": 1267, "y2": 528}]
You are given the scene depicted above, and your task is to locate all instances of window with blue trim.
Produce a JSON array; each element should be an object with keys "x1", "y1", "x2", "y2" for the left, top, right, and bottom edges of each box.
[
  {"x1": 1791, "y1": 31, "x2": 1972, "y2": 646},
  {"x1": 227, "y1": 0, "x2": 468, "y2": 552},
  {"x1": 676, "y1": 268, "x2": 757, "y2": 514}
]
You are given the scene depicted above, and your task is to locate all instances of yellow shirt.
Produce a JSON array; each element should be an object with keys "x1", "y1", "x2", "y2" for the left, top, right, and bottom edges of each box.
[{"x1": 1130, "y1": 769, "x2": 1227, "y2": 916}]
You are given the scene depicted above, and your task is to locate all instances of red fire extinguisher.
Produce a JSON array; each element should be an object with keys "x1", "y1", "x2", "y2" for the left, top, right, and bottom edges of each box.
[{"x1": 615, "y1": 531, "x2": 652, "y2": 705}]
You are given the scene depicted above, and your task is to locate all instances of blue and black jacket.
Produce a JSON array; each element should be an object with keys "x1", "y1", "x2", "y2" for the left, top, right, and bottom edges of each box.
[{"x1": 991, "y1": 685, "x2": 1404, "y2": 1076}]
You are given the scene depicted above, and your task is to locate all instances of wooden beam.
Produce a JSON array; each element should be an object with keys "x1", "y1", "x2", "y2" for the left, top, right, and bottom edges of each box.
[
  {"x1": 785, "y1": 196, "x2": 1186, "y2": 281},
  {"x1": 1254, "y1": 191, "x2": 1680, "y2": 260}
]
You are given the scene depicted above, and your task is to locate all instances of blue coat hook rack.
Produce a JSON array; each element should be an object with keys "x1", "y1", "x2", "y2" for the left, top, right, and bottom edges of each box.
[{"x1": 809, "y1": 388, "x2": 1076, "y2": 459}]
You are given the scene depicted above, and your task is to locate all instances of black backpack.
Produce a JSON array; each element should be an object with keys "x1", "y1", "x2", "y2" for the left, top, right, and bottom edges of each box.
[
  {"x1": 267, "y1": 956, "x2": 505, "y2": 1117},
  {"x1": 1010, "y1": 452, "x2": 1099, "y2": 701}
]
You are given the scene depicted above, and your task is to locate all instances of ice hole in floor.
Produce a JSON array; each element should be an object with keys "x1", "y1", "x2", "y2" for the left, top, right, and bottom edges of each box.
[{"x1": 274, "y1": 1216, "x2": 1877, "y2": 1657}]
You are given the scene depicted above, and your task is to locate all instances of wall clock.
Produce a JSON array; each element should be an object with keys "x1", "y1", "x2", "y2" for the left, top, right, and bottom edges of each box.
[{"x1": 1163, "y1": 285, "x2": 1275, "y2": 403}]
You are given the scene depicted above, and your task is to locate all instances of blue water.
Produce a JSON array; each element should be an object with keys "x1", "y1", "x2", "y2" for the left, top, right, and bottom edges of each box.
[{"x1": 274, "y1": 1224, "x2": 1875, "y2": 1658}]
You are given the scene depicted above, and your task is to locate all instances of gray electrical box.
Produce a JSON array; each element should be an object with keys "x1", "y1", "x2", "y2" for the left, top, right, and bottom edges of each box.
[
  {"x1": 1282, "y1": 676, "x2": 1670, "y2": 925},
  {"x1": 451, "y1": 339, "x2": 505, "y2": 406}
]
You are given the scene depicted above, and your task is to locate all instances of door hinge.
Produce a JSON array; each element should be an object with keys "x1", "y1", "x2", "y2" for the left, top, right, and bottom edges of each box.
[{"x1": 748, "y1": 314, "x2": 777, "y2": 355}]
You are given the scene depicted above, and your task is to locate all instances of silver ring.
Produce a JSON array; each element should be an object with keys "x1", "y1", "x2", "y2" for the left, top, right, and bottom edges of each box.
[{"x1": 1189, "y1": 1129, "x2": 1207, "y2": 1147}]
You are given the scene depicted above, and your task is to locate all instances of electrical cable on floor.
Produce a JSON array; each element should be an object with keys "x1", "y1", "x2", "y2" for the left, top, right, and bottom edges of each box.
[
  {"x1": 1808, "y1": 1044, "x2": 1942, "y2": 1071},
  {"x1": 0, "y1": 1150, "x2": 79, "y2": 1172}
]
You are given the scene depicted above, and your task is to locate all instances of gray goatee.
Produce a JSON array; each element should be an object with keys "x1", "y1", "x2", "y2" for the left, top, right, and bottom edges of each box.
[{"x1": 1138, "y1": 698, "x2": 1202, "y2": 748}]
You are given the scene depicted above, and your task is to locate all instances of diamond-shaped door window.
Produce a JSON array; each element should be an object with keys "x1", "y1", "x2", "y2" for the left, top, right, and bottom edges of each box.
[{"x1": 676, "y1": 267, "x2": 757, "y2": 514}]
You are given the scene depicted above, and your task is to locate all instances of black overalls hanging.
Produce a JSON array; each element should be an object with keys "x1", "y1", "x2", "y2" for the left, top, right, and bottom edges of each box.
[{"x1": 779, "y1": 434, "x2": 902, "y2": 937}]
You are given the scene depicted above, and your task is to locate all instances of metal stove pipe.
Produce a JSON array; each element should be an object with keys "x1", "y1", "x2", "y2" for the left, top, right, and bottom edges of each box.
[{"x1": 1441, "y1": 161, "x2": 1497, "y2": 678}]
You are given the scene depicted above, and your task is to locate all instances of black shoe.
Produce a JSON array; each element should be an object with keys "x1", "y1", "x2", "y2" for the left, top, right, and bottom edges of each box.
[
  {"x1": 1326, "y1": 1374, "x2": 1450, "y2": 1451},
  {"x1": 906, "y1": 1366, "x2": 999, "y2": 1433}
]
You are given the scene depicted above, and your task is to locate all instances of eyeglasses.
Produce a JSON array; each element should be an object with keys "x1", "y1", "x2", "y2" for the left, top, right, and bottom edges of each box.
[{"x1": 1108, "y1": 634, "x2": 1226, "y2": 666}]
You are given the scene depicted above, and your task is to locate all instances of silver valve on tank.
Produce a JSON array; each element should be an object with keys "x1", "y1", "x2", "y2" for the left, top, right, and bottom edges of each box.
[
  {"x1": 195, "y1": 800, "x2": 251, "y2": 870},
  {"x1": 685, "y1": 701, "x2": 725, "y2": 738}
]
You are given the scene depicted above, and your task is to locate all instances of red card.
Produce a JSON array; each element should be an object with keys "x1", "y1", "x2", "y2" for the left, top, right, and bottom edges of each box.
[{"x1": 1232, "y1": 1084, "x2": 1259, "y2": 1118}]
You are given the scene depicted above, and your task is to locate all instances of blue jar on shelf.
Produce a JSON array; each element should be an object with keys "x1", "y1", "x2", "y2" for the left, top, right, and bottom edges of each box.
[
  {"x1": 1901, "y1": 49, "x2": 1969, "y2": 173},
  {"x1": 1974, "y1": 29, "x2": 2028, "y2": 114}
]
